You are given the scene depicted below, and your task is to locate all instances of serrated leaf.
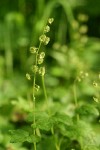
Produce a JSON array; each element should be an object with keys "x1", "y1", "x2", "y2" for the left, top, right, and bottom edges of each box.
[
  {"x1": 27, "y1": 111, "x2": 53, "y2": 131},
  {"x1": 26, "y1": 111, "x2": 48, "y2": 122},
  {"x1": 9, "y1": 129, "x2": 29, "y2": 143},
  {"x1": 26, "y1": 134, "x2": 41, "y2": 143},
  {"x1": 76, "y1": 104, "x2": 99, "y2": 117},
  {"x1": 31, "y1": 116, "x2": 53, "y2": 131},
  {"x1": 52, "y1": 112, "x2": 72, "y2": 125},
  {"x1": 36, "y1": 118, "x2": 53, "y2": 131},
  {"x1": 59, "y1": 120, "x2": 98, "y2": 149}
]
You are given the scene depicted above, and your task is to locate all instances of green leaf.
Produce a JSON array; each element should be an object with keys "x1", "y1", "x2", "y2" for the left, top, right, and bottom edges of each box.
[
  {"x1": 28, "y1": 111, "x2": 53, "y2": 131},
  {"x1": 59, "y1": 121, "x2": 98, "y2": 149},
  {"x1": 76, "y1": 104, "x2": 99, "y2": 117},
  {"x1": 37, "y1": 136, "x2": 56, "y2": 150},
  {"x1": 36, "y1": 118, "x2": 53, "y2": 131},
  {"x1": 9, "y1": 129, "x2": 29, "y2": 143},
  {"x1": 26, "y1": 134, "x2": 41, "y2": 143},
  {"x1": 32, "y1": 116, "x2": 53, "y2": 131},
  {"x1": 53, "y1": 112, "x2": 72, "y2": 125},
  {"x1": 26, "y1": 111, "x2": 48, "y2": 122}
]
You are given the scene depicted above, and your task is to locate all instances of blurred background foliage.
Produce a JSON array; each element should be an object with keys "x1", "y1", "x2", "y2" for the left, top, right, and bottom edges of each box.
[{"x1": 0, "y1": 0, "x2": 100, "y2": 150}]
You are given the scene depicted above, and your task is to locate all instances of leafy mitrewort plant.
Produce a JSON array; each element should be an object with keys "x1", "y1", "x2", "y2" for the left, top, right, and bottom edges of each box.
[{"x1": 10, "y1": 18, "x2": 54, "y2": 150}]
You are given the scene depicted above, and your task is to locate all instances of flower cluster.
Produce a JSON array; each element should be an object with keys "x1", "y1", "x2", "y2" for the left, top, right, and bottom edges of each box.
[
  {"x1": 26, "y1": 18, "x2": 54, "y2": 92},
  {"x1": 77, "y1": 71, "x2": 89, "y2": 82}
]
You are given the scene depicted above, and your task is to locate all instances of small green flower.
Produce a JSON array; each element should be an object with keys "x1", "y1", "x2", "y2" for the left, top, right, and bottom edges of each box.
[
  {"x1": 30, "y1": 47, "x2": 38, "y2": 54},
  {"x1": 44, "y1": 25, "x2": 50, "y2": 33},
  {"x1": 39, "y1": 34, "x2": 46, "y2": 43},
  {"x1": 48, "y1": 18, "x2": 54, "y2": 24},
  {"x1": 26, "y1": 73, "x2": 31, "y2": 80},
  {"x1": 35, "y1": 84, "x2": 40, "y2": 92},
  {"x1": 44, "y1": 37, "x2": 50, "y2": 45},
  {"x1": 77, "y1": 14, "x2": 89, "y2": 22},
  {"x1": 32, "y1": 65, "x2": 38, "y2": 73},
  {"x1": 39, "y1": 52, "x2": 45, "y2": 59},
  {"x1": 38, "y1": 58, "x2": 44, "y2": 64},
  {"x1": 79, "y1": 25, "x2": 88, "y2": 34},
  {"x1": 39, "y1": 67, "x2": 45, "y2": 76}
]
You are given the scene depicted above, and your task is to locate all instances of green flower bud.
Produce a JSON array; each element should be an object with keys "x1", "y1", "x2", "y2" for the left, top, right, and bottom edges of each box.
[
  {"x1": 71, "y1": 20, "x2": 79, "y2": 30},
  {"x1": 79, "y1": 25, "x2": 88, "y2": 34},
  {"x1": 77, "y1": 14, "x2": 89, "y2": 22}
]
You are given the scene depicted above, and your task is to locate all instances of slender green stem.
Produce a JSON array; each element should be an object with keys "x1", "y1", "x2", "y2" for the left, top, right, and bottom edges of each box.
[
  {"x1": 33, "y1": 74, "x2": 36, "y2": 128},
  {"x1": 42, "y1": 75, "x2": 48, "y2": 106},
  {"x1": 33, "y1": 142, "x2": 36, "y2": 150},
  {"x1": 73, "y1": 79, "x2": 78, "y2": 107},
  {"x1": 55, "y1": 144, "x2": 60, "y2": 150},
  {"x1": 73, "y1": 79, "x2": 79, "y2": 121},
  {"x1": 4, "y1": 24, "x2": 13, "y2": 77},
  {"x1": 42, "y1": 75, "x2": 61, "y2": 150},
  {"x1": 33, "y1": 73, "x2": 37, "y2": 150},
  {"x1": 55, "y1": 136, "x2": 62, "y2": 150},
  {"x1": 32, "y1": 38, "x2": 43, "y2": 150}
]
